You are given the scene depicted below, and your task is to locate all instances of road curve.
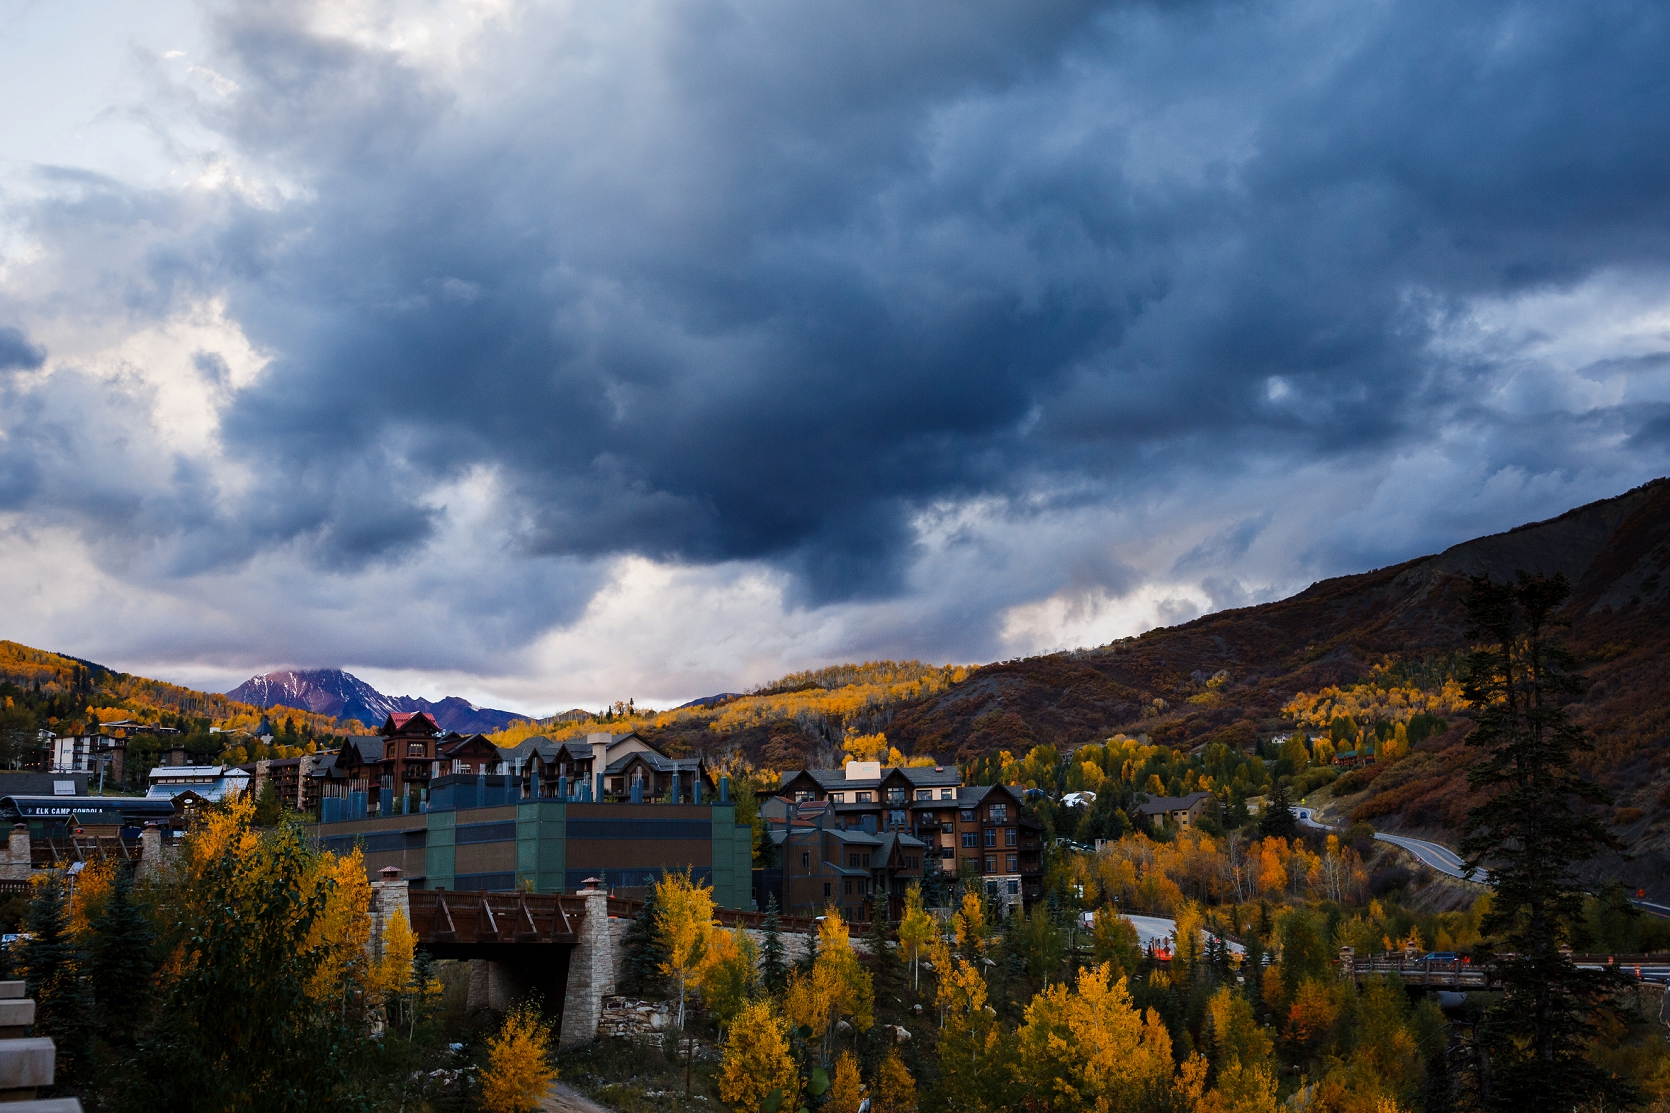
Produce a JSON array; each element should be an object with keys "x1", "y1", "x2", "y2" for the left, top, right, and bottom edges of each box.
[{"x1": 1294, "y1": 807, "x2": 1488, "y2": 883}]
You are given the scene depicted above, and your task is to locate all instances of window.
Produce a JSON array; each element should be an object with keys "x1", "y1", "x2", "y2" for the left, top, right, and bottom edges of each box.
[
  {"x1": 862, "y1": 854, "x2": 871, "y2": 867},
  {"x1": 1007, "y1": 855, "x2": 1018, "y2": 872},
  {"x1": 858, "y1": 879, "x2": 868, "y2": 895},
  {"x1": 407, "y1": 743, "x2": 425, "y2": 756},
  {"x1": 889, "y1": 810, "x2": 906, "y2": 829},
  {"x1": 844, "y1": 879, "x2": 853, "y2": 895},
  {"x1": 856, "y1": 791, "x2": 872, "y2": 803},
  {"x1": 961, "y1": 832, "x2": 977, "y2": 848},
  {"x1": 1005, "y1": 827, "x2": 1017, "y2": 847},
  {"x1": 886, "y1": 787, "x2": 906, "y2": 804},
  {"x1": 916, "y1": 789, "x2": 933, "y2": 800},
  {"x1": 984, "y1": 829, "x2": 997, "y2": 848},
  {"x1": 829, "y1": 792, "x2": 844, "y2": 803},
  {"x1": 824, "y1": 883, "x2": 831, "y2": 897},
  {"x1": 959, "y1": 809, "x2": 975, "y2": 823},
  {"x1": 850, "y1": 853, "x2": 860, "y2": 867},
  {"x1": 1007, "y1": 880, "x2": 1020, "y2": 896},
  {"x1": 794, "y1": 791, "x2": 813, "y2": 802},
  {"x1": 942, "y1": 847, "x2": 955, "y2": 859},
  {"x1": 802, "y1": 852, "x2": 810, "y2": 868},
  {"x1": 963, "y1": 857, "x2": 977, "y2": 872},
  {"x1": 988, "y1": 803, "x2": 1008, "y2": 822},
  {"x1": 941, "y1": 822, "x2": 953, "y2": 834},
  {"x1": 985, "y1": 856, "x2": 996, "y2": 873}
]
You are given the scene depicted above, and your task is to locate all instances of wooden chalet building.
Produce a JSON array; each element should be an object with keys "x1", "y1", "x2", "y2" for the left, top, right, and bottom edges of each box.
[
  {"x1": 762, "y1": 800, "x2": 928, "y2": 922},
  {"x1": 315, "y1": 711, "x2": 445, "y2": 816},
  {"x1": 770, "y1": 761, "x2": 1044, "y2": 911},
  {"x1": 496, "y1": 732, "x2": 714, "y2": 802}
]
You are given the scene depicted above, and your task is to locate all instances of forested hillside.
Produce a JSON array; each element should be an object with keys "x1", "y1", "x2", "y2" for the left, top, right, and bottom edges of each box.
[{"x1": 0, "y1": 641, "x2": 351, "y2": 782}]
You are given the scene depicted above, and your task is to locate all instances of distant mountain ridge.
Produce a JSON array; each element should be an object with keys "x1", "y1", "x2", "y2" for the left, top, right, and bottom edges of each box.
[{"x1": 226, "y1": 668, "x2": 525, "y2": 735}]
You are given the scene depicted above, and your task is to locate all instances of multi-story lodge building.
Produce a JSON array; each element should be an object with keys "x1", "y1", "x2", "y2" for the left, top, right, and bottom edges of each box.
[
  {"x1": 497, "y1": 732, "x2": 714, "y2": 802},
  {"x1": 316, "y1": 719, "x2": 715, "y2": 818},
  {"x1": 761, "y1": 799, "x2": 928, "y2": 923},
  {"x1": 771, "y1": 761, "x2": 1045, "y2": 912}
]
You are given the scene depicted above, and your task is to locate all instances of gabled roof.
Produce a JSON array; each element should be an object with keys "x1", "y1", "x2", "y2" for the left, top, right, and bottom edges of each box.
[
  {"x1": 1135, "y1": 791, "x2": 1212, "y2": 816},
  {"x1": 604, "y1": 751, "x2": 706, "y2": 776},
  {"x1": 497, "y1": 736, "x2": 592, "y2": 764},
  {"x1": 779, "y1": 766, "x2": 962, "y2": 792},
  {"x1": 383, "y1": 712, "x2": 440, "y2": 736}
]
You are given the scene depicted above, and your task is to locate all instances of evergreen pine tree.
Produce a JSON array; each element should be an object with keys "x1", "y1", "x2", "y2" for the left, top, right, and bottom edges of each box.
[
  {"x1": 759, "y1": 894, "x2": 787, "y2": 993},
  {"x1": 1258, "y1": 777, "x2": 1297, "y2": 839},
  {"x1": 797, "y1": 922, "x2": 819, "y2": 975},
  {"x1": 620, "y1": 890, "x2": 668, "y2": 999},
  {"x1": 17, "y1": 872, "x2": 94, "y2": 1083},
  {"x1": 1458, "y1": 573, "x2": 1631, "y2": 1111},
  {"x1": 90, "y1": 863, "x2": 155, "y2": 1048},
  {"x1": 863, "y1": 903, "x2": 903, "y2": 1012}
]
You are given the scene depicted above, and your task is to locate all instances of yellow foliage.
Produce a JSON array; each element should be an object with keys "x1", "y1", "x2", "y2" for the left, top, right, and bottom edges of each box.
[
  {"x1": 1283, "y1": 678, "x2": 1464, "y2": 731},
  {"x1": 871, "y1": 1049, "x2": 917, "y2": 1113},
  {"x1": 696, "y1": 925, "x2": 758, "y2": 1030},
  {"x1": 1013, "y1": 964, "x2": 1177, "y2": 1112},
  {"x1": 374, "y1": 908, "x2": 416, "y2": 998},
  {"x1": 305, "y1": 848, "x2": 373, "y2": 1007},
  {"x1": 954, "y1": 889, "x2": 986, "y2": 955},
  {"x1": 68, "y1": 857, "x2": 117, "y2": 939},
  {"x1": 829, "y1": 1051, "x2": 864, "y2": 1113},
  {"x1": 488, "y1": 661, "x2": 969, "y2": 763},
  {"x1": 786, "y1": 907, "x2": 874, "y2": 1052},
  {"x1": 655, "y1": 868, "x2": 716, "y2": 1030},
  {"x1": 897, "y1": 884, "x2": 934, "y2": 988},
  {"x1": 719, "y1": 999, "x2": 799, "y2": 1112},
  {"x1": 479, "y1": 1000, "x2": 557, "y2": 1113},
  {"x1": 843, "y1": 731, "x2": 889, "y2": 763}
]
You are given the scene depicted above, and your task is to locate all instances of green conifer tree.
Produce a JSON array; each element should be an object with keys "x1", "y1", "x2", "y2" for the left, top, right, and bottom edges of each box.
[
  {"x1": 863, "y1": 902, "x2": 904, "y2": 1011},
  {"x1": 1459, "y1": 573, "x2": 1632, "y2": 1111},
  {"x1": 620, "y1": 889, "x2": 668, "y2": 999},
  {"x1": 1258, "y1": 777, "x2": 1297, "y2": 839},
  {"x1": 90, "y1": 863, "x2": 155, "y2": 1048},
  {"x1": 759, "y1": 894, "x2": 788, "y2": 993},
  {"x1": 17, "y1": 872, "x2": 94, "y2": 1084}
]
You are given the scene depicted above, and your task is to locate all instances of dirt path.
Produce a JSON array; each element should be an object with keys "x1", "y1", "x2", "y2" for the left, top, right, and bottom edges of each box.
[{"x1": 540, "y1": 1081, "x2": 618, "y2": 1113}]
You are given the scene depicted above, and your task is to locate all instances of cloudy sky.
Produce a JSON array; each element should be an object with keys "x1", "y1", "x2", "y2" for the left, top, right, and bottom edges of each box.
[{"x1": 2, "y1": 0, "x2": 1667, "y2": 714}]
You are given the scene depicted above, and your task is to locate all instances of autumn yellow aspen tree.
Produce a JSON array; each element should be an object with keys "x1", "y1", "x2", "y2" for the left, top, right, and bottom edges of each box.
[
  {"x1": 479, "y1": 1000, "x2": 557, "y2": 1113},
  {"x1": 1013, "y1": 963, "x2": 1177, "y2": 1112},
  {"x1": 784, "y1": 907, "x2": 874, "y2": 1058},
  {"x1": 718, "y1": 999, "x2": 799, "y2": 1113},
  {"x1": 655, "y1": 868, "x2": 716, "y2": 1031},
  {"x1": 953, "y1": 888, "x2": 986, "y2": 956},
  {"x1": 828, "y1": 1051, "x2": 864, "y2": 1113},
  {"x1": 870, "y1": 1049, "x2": 917, "y2": 1113},
  {"x1": 897, "y1": 883, "x2": 933, "y2": 992},
  {"x1": 697, "y1": 924, "x2": 759, "y2": 1031}
]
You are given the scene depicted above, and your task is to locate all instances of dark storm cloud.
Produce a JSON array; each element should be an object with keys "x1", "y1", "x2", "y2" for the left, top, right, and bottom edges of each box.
[
  {"x1": 0, "y1": 327, "x2": 45, "y2": 372},
  {"x1": 13, "y1": 0, "x2": 1670, "y2": 611}
]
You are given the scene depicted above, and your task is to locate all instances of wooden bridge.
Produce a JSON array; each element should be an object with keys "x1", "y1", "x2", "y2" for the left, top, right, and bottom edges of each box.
[
  {"x1": 408, "y1": 889, "x2": 584, "y2": 947},
  {"x1": 404, "y1": 888, "x2": 819, "y2": 951},
  {"x1": 1345, "y1": 952, "x2": 1670, "y2": 989}
]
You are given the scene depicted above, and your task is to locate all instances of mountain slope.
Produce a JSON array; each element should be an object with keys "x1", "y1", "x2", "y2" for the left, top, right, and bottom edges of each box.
[
  {"x1": 226, "y1": 668, "x2": 524, "y2": 734},
  {"x1": 886, "y1": 478, "x2": 1668, "y2": 760}
]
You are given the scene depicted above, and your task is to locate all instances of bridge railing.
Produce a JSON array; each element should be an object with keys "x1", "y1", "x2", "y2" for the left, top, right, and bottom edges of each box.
[{"x1": 409, "y1": 889, "x2": 580, "y2": 945}]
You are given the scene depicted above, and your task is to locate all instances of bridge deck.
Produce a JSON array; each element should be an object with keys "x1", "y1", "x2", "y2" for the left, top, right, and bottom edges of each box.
[{"x1": 409, "y1": 890, "x2": 583, "y2": 945}]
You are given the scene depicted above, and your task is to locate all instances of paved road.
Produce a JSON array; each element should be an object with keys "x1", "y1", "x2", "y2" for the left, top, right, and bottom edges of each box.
[
  {"x1": 1118, "y1": 913, "x2": 1246, "y2": 956},
  {"x1": 1294, "y1": 807, "x2": 1488, "y2": 883}
]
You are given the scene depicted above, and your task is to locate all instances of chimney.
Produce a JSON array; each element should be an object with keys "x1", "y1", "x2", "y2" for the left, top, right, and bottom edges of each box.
[{"x1": 588, "y1": 732, "x2": 609, "y2": 799}]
